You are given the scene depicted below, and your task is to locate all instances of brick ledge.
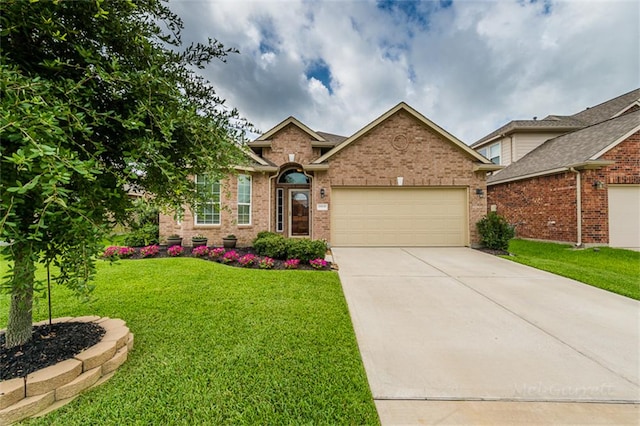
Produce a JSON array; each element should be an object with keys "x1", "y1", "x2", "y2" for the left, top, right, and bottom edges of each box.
[{"x1": 0, "y1": 317, "x2": 133, "y2": 425}]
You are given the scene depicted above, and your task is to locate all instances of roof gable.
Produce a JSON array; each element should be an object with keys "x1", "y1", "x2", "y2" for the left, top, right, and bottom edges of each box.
[
  {"x1": 313, "y1": 102, "x2": 492, "y2": 165},
  {"x1": 488, "y1": 109, "x2": 640, "y2": 185},
  {"x1": 254, "y1": 116, "x2": 325, "y2": 142}
]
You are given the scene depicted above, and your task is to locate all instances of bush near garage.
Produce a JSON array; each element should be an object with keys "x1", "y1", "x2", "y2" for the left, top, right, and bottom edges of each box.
[
  {"x1": 253, "y1": 233, "x2": 327, "y2": 262},
  {"x1": 476, "y1": 212, "x2": 515, "y2": 251}
]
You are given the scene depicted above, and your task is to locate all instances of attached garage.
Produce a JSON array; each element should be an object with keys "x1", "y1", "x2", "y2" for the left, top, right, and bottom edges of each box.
[
  {"x1": 608, "y1": 185, "x2": 640, "y2": 250},
  {"x1": 331, "y1": 187, "x2": 468, "y2": 247}
]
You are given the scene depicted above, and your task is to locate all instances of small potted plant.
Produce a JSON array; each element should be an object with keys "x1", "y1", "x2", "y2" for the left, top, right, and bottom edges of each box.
[
  {"x1": 222, "y1": 234, "x2": 237, "y2": 249},
  {"x1": 166, "y1": 234, "x2": 182, "y2": 246},
  {"x1": 191, "y1": 234, "x2": 208, "y2": 247}
]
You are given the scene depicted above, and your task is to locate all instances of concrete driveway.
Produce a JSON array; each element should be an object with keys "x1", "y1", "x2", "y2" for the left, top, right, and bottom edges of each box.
[{"x1": 333, "y1": 247, "x2": 640, "y2": 424}]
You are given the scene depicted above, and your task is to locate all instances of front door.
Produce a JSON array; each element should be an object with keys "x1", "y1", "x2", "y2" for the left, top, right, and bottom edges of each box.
[{"x1": 289, "y1": 190, "x2": 310, "y2": 236}]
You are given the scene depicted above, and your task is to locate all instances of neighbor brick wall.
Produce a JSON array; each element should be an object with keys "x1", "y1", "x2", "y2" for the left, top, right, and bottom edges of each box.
[
  {"x1": 488, "y1": 173, "x2": 578, "y2": 243},
  {"x1": 487, "y1": 132, "x2": 640, "y2": 245}
]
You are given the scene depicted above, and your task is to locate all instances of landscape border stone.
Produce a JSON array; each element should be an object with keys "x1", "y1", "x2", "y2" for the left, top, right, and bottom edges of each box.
[{"x1": 0, "y1": 317, "x2": 133, "y2": 425}]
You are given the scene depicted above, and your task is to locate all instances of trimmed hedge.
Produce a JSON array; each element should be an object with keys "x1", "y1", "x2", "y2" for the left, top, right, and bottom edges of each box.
[{"x1": 253, "y1": 233, "x2": 327, "y2": 262}]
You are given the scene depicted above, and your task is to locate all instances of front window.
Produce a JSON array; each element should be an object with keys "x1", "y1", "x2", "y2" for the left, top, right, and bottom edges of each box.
[
  {"x1": 195, "y1": 175, "x2": 221, "y2": 225},
  {"x1": 237, "y1": 174, "x2": 251, "y2": 225}
]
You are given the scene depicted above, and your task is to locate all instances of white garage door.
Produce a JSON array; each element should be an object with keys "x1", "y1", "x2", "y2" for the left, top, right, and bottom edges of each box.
[
  {"x1": 331, "y1": 187, "x2": 468, "y2": 247},
  {"x1": 608, "y1": 185, "x2": 640, "y2": 250}
]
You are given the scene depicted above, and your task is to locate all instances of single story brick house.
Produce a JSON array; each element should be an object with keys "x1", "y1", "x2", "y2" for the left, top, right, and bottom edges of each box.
[
  {"x1": 159, "y1": 102, "x2": 501, "y2": 247},
  {"x1": 486, "y1": 107, "x2": 640, "y2": 250}
]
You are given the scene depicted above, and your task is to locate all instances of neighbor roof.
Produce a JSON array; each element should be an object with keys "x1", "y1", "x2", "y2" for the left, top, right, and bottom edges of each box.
[
  {"x1": 488, "y1": 109, "x2": 640, "y2": 185},
  {"x1": 473, "y1": 88, "x2": 640, "y2": 147}
]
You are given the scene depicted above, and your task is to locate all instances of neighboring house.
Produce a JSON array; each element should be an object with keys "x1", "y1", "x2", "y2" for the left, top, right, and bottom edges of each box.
[
  {"x1": 485, "y1": 102, "x2": 640, "y2": 250},
  {"x1": 472, "y1": 89, "x2": 640, "y2": 167},
  {"x1": 159, "y1": 102, "x2": 501, "y2": 247}
]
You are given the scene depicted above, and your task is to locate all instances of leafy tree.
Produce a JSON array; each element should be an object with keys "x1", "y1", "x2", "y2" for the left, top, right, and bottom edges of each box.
[{"x1": 0, "y1": 0, "x2": 249, "y2": 347}]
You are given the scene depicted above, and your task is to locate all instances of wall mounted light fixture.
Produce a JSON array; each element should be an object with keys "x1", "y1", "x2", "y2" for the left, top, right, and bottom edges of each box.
[
  {"x1": 475, "y1": 188, "x2": 485, "y2": 198},
  {"x1": 320, "y1": 188, "x2": 326, "y2": 198},
  {"x1": 592, "y1": 180, "x2": 605, "y2": 190}
]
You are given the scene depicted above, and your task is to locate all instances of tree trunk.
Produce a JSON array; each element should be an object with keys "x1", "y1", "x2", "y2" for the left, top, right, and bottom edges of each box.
[{"x1": 5, "y1": 243, "x2": 35, "y2": 348}]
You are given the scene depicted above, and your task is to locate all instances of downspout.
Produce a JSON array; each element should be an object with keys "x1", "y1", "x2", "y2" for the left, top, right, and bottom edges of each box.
[{"x1": 569, "y1": 167, "x2": 582, "y2": 247}]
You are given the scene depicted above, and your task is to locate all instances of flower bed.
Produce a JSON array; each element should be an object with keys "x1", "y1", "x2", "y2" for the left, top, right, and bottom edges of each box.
[{"x1": 101, "y1": 245, "x2": 332, "y2": 271}]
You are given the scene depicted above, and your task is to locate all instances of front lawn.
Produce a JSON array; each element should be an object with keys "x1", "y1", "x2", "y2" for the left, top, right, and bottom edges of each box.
[
  {"x1": 0, "y1": 258, "x2": 379, "y2": 425},
  {"x1": 505, "y1": 239, "x2": 640, "y2": 300}
]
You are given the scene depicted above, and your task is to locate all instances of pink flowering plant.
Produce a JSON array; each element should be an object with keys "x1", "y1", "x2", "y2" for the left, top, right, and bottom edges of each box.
[
  {"x1": 103, "y1": 246, "x2": 120, "y2": 259},
  {"x1": 238, "y1": 253, "x2": 256, "y2": 267},
  {"x1": 259, "y1": 256, "x2": 275, "y2": 269},
  {"x1": 191, "y1": 245, "x2": 209, "y2": 257},
  {"x1": 222, "y1": 250, "x2": 239, "y2": 264},
  {"x1": 284, "y1": 258, "x2": 300, "y2": 269},
  {"x1": 209, "y1": 247, "x2": 225, "y2": 259},
  {"x1": 140, "y1": 245, "x2": 160, "y2": 258},
  {"x1": 309, "y1": 258, "x2": 328, "y2": 270},
  {"x1": 116, "y1": 246, "x2": 136, "y2": 258},
  {"x1": 167, "y1": 245, "x2": 184, "y2": 257}
]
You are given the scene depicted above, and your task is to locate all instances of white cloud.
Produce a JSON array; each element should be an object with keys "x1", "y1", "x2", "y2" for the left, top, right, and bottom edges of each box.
[{"x1": 169, "y1": 0, "x2": 639, "y2": 143}]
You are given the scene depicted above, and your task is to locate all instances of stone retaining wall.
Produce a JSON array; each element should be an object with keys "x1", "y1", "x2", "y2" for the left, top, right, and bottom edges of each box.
[{"x1": 0, "y1": 316, "x2": 133, "y2": 425}]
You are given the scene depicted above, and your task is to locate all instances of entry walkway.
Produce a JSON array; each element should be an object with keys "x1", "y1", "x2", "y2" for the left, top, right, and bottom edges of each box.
[{"x1": 333, "y1": 247, "x2": 639, "y2": 425}]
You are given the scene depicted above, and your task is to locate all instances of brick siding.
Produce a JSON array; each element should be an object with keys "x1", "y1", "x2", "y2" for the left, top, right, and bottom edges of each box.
[
  {"x1": 487, "y1": 132, "x2": 639, "y2": 245},
  {"x1": 161, "y1": 109, "x2": 491, "y2": 247}
]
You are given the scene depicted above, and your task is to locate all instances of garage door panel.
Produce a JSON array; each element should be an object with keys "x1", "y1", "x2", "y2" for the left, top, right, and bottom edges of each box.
[
  {"x1": 608, "y1": 185, "x2": 640, "y2": 249},
  {"x1": 331, "y1": 188, "x2": 468, "y2": 247}
]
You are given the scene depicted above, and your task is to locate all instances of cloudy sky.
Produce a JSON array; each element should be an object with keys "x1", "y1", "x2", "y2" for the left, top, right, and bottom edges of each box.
[{"x1": 169, "y1": 0, "x2": 639, "y2": 144}]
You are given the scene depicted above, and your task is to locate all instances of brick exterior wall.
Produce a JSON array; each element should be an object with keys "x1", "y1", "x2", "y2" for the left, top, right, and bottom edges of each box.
[
  {"x1": 160, "y1": 108, "x2": 491, "y2": 247},
  {"x1": 487, "y1": 132, "x2": 639, "y2": 245}
]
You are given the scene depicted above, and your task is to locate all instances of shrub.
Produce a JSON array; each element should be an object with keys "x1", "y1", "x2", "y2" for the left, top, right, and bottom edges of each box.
[
  {"x1": 476, "y1": 212, "x2": 515, "y2": 251},
  {"x1": 284, "y1": 258, "x2": 300, "y2": 269},
  {"x1": 309, "y1": 258, "x2": 328, "y2": 270},
  {"x1": 222, "y1": 250, "x2": 239, "y2": 264},
  {"x1": 209, "y1": 247, "x2": 225, "y2": 259},
  {"x1": 259, "y1": 257, "x2": 275, "y2": 269},
  {"x1": 286, "y1": 239, "x2": 327, "y2": 263},
  {"x1": 140, "y1": 244, "x2": 160, "y2": 258},
  {"x1": 255, "y1": 231, "x2": 279, "y2": 241},
  {"x1": 118, "y1": 246, "x2": 136, "y2": 258},
  {"x1": 122, "y1": 198, "x2": 159, "y2": 246},
  {"x1": 253, "y1": 234, "x2": 288, "y2": 259},
  {"x1": 103, "y1": 246, "x2": 120, "y2": 259},
  {"x1": 167, "y1": 245, "x2": 184, "y2": 257},
  {"x1": 238, "y1": 253, "x2": 256, "y2": 267},
  {"x1": 192, "y1": 246, "x2": 209, "y2": 257}
]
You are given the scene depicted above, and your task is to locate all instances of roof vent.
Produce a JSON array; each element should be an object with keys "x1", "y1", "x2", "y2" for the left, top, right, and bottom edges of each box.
[{"x1": 533, "y1": 116, "x2": 537, "y2": 120}]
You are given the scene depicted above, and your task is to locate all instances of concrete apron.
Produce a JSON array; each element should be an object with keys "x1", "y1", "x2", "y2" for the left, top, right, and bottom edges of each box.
[{"x1": 333, "y1": 247, "x2": 640, "y2": 425}]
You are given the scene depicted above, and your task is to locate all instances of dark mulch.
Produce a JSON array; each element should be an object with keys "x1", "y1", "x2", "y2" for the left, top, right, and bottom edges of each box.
[
  {"x1": 119, "y1": 245, "x2": 332, "y2": 271},
  {"x1": 474, "y1": 247, "x2": 511, "y2": 256},
  {"x1": 1, "y1": 322, "x2": 105, "y2": 381}
]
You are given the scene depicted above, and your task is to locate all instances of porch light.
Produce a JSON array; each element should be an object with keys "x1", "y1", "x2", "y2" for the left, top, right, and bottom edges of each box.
[
  {"x1": 475, "y1": 188, "x2": 485, "y2": 198},
  {"x1": 320, "y1": 188, "x2": 326, "y2": 198},
  {"x1": 592, "y1": 180, "x2": 605, "y2": 190}
]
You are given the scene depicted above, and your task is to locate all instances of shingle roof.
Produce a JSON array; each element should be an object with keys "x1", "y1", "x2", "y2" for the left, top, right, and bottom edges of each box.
[
  {"x1": 473, "y1": 88, "x2": 640, "y2": 147},
  {"x1": 315, "y1": 131, "x2": 347, "y2": 145},
  {"x1": 488, "y1": 109, "x2": 640, "y2": 184},
  {"x1": 570, "y1": 88, "x2": 640, "y2": 125}
]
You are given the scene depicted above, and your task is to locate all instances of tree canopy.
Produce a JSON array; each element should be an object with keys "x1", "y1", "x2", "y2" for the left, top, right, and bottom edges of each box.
[{"x1": 0, "y1": 0, "x2": 249, "y2": 347}]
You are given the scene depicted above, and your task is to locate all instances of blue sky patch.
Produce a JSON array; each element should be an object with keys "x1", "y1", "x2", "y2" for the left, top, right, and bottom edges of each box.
[{"x1": 305, "y1": 59, "x2": 333, "y2": 94}]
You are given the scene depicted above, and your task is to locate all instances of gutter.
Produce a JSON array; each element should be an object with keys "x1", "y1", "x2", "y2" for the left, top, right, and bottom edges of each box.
[{"x1": 569, "y1": 167, "x2": 582, "y2": 247}]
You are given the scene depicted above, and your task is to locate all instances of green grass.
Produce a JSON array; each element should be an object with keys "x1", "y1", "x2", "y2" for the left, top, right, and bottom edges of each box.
[
  {"x1": 505, "y1": 239, "x2": 640, "y2": 300},
  {"x1": 0, "y1": 258, "x2": 379, "y2": 425}
]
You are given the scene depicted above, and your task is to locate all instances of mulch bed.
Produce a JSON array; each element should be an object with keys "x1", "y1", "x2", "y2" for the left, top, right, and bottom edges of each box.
[
  {"x1": 474, "y1": 247, "x2": 511, "y2": 256},
  {"x1": 1, "y1": 322, "x2": 105, "y2": 381},
  {"x1": 120, "y1": 246, "x2": 333, "y2": 271}
]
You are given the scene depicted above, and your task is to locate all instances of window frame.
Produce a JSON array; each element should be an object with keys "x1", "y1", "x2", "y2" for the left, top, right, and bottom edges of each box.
[
  {"x1": 479, "y1": 143, "x2": 501, "y2": 165},
  {"x1": 237, "y1": 174, "x2": 252, "y2": 226},
  {"x1": 194, "y1": 175, "x2": 221, "y2": 226}
]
